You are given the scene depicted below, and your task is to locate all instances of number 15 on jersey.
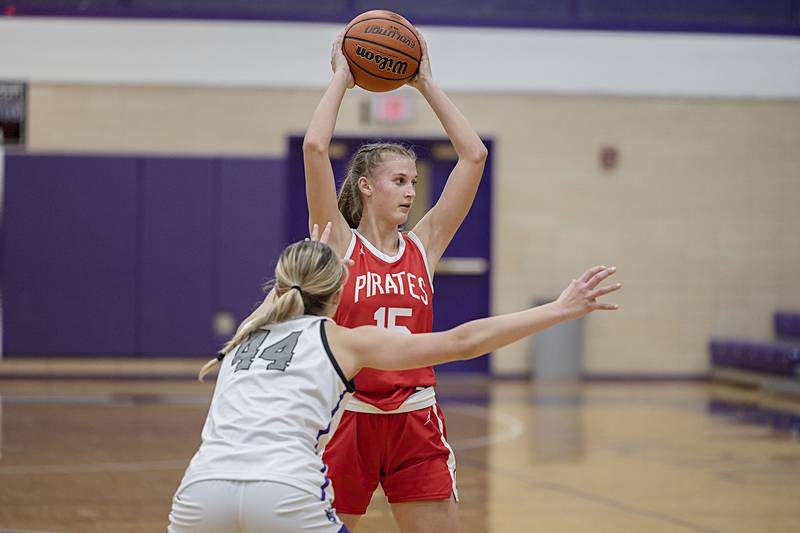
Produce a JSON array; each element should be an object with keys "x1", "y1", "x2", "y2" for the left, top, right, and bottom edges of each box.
[{"x1": 373, "y1": 307, "x2": 412, "y2": 334}]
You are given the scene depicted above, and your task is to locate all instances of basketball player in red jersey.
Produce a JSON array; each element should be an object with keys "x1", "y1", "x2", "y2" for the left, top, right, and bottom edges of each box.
[{"x1": 302, "y1": 30, "x2": 487, "y2": 532}]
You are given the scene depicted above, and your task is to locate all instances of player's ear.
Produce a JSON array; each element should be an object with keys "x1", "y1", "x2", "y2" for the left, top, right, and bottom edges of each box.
[{"x1": 357, "y1": 176, "x2": 372, "y2": 197}]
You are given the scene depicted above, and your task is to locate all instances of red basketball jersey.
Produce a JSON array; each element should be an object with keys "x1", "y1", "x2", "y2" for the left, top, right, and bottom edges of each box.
[{"x1": 333, "y1": 230, "x2": 436, "y2": 411}]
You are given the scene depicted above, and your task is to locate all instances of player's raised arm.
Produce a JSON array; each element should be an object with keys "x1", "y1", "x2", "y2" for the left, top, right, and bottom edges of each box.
[
  {"x1": 302, "y1": 32, "x2": 354, "y2": 257},
  {"x1": 409, "y1": 31, "x2": 489, "y2": 270},
  {"x1": 329, "y1": 266, "x2": 621, "y2": 376}
]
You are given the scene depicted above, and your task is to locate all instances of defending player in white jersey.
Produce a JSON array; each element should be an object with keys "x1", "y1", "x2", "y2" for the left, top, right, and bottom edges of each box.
[{"x1": 168, "y1": 224, "x2": 621, "y2": 533}]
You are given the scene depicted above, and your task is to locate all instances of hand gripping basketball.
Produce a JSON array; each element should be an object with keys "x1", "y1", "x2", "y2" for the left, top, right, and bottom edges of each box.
[
  {"x1": 406, "y1": 30, "x2": 432, "y2": 90},
  {"x1": 331, "y1": 31, "x2": 355, "y2": 89}
]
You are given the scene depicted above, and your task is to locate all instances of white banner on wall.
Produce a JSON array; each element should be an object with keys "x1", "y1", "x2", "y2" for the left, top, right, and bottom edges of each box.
[{"x1": 0, "y1": 17, "x2": 799, "y2": 99}]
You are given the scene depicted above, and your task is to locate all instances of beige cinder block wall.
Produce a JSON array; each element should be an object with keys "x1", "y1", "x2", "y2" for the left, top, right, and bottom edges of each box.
[{"x1": 27, "y1": 84, "x2": 800, "y2": 376}]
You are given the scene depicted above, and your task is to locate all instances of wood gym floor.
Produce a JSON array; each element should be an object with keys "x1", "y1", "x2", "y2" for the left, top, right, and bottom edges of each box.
[{"x1": 0, "y1": 359, "x2": 798, "y2": 533}]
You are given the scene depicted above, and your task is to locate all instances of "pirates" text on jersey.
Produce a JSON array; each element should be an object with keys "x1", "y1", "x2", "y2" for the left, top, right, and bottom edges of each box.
[{"x1": 354, "y1": 271, "x2": 429, "y2": 305}]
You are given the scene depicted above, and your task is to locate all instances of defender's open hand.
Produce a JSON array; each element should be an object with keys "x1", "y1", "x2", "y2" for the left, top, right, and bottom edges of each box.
[{"x1": 555, "y1": 266, "x2": 621, "y2": 320}]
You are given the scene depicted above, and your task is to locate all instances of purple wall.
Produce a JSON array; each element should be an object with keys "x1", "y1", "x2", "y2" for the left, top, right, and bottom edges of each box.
[
  {"x1": 139, "y1": 158, "x2": 217, "y2": 355},
  {"x1": 3, "y1": 147, "x2": 490, "y2": 369},
  {"x1": 3, "y1": 153, "x2": 286, "y2": 356},
  {"x1": 216, "y1": 158, "x2": 289, "y2": 346},
  {"x1": 7, "y1": 0, "x2": 800, "y2": 36},
  {"x1": 3, "y1": 155, "x2": 139, "y2": 355},
  {"x1": 429, "y1": 143, "x2": 492, "y2": 373}
]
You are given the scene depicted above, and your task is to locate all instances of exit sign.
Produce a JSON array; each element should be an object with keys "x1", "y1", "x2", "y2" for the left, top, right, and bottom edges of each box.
[{"x1": 371, "y1": 92, "x2": 413, "y2": 124}]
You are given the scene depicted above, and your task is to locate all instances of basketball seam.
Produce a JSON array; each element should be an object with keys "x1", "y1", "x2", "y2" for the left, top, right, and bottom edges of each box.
[
  {"x1": 347, "y1": 16, "x2": 419, "y2": 45},
  {"x1": 343, "y1": 47, "x2": 417, "y2": 83},
  {"x1": 343, "y1": 35, "x2": 421, "y2": 64}
]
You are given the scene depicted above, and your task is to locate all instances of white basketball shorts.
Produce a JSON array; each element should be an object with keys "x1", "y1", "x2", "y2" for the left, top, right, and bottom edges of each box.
[{"x1": 168, "y1": 479, "x2": 348, "y2": 533}]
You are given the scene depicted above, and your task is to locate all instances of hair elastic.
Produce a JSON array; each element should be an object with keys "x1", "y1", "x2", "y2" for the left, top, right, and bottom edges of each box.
[{"x1": 291, "y1": 285, "x2": 303, "y2": 295}]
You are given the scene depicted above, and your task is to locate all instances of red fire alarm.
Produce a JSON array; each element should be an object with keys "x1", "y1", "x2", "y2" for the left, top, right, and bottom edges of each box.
[{"x1": 599, "y1": 145, "x2": 619, "y2": 170}]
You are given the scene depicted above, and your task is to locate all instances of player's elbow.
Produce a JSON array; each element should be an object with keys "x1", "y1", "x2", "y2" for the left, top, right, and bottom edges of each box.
[
  {"x1": 302, "y1": 137, "x2": 329, "y2": 155},
  {"x1": 463, "y1": 143, "x2": 488, "y2": 165}
]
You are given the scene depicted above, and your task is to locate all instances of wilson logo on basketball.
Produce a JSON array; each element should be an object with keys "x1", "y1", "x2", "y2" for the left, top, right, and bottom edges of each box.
[
  {"x1": 363, "y1": 25, "x2": 416, "y2": 49},
  {"x1": 355, "y1": 45, "x2": 409, "y2": 75}
]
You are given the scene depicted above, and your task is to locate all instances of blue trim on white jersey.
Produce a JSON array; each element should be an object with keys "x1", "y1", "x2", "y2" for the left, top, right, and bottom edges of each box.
[{"x1": 316, "y1": 389, "x2": 347, "y2": 501}]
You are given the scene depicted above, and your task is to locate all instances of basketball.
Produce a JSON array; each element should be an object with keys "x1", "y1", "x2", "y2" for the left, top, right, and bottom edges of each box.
[{"x1": 343, "y1": 10, "x2": 421, "y2": 92}]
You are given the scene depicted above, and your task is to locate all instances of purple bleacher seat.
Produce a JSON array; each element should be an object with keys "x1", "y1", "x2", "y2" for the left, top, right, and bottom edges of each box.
[
  {"x1": 775, "y1": 311, "x2": 800, "y2": 339},
  {"x1": 709, "y1": 338, "x2": 800, "y2": 376}
]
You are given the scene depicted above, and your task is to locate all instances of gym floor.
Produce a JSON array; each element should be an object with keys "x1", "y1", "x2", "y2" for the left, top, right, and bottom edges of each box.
[{"x1": 0, "y1": 363, "x2": 798, "y2": 533}]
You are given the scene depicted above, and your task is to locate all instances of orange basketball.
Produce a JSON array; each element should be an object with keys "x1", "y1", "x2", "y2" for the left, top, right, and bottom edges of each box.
[{"x1": 343, "y1": 10, "x2": 421, "y2": 92}]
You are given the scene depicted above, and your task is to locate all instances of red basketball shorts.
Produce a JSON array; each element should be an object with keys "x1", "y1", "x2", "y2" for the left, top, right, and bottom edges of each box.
[{"x1": 322, "y1": 404, "x2": 457, "y2": 515}]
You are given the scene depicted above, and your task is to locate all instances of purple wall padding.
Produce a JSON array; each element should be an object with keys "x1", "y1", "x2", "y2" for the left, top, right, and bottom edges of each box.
[
  {"x1": 428, "y1": 142, "x2": 492, "y2": 373},
  {"x1": 139, "y1": 157, "x2": 217, "y2": 355},
  {"x1": 216, "y1": 158, "x2": 288, "y2": 347},
  {"x1": 3, "y1": 153, "x2": 287, "y2": 356},
  {"x1": 432, "y1": 275, "x2": 490, "y2": 373},
  {"x1": 429, "y1": 150, "x2": 492, "y2": 261},
  {"x1": 3, "y1": 154, "x2": 139, "y2": 354}
]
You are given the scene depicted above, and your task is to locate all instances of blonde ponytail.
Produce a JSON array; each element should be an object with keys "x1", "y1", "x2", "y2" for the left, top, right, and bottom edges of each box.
[{"x1": 198, "y1": 240, "x2": 347, "y2": 381}]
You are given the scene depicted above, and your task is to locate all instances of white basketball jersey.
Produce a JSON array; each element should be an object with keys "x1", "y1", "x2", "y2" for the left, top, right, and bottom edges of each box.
[{"x1": 177, "y1": 315, "x2": 355, "y2": 502}]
